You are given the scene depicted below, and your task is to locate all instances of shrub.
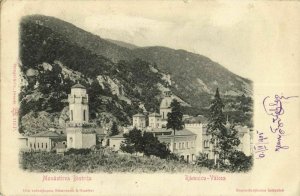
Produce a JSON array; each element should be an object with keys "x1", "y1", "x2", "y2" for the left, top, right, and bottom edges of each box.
[
  {"x1": 196, "y1": 153, "x2": 215, "y2": 170},
  {"x1": 65, "y1": 148, "x2": 91, "y2": 155},
  {"x1": 226, "y1": 150, "x2": 253, "y2": 172},
  {"x1": 120, "y1": 129, "x2": 172, "y2": 159},
  {"x1": 20, "y1": 150, "x2": 209, "y2": 173}
]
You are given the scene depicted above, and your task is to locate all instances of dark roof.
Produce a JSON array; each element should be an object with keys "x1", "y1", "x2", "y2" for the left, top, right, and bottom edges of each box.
[
  {"x1": 149, "y1": 112, "x2": 161, "y2": 117},
  {"x1": 174, "y1": 129, "x2": 197, "y2": 136},
  {"x1": 29, "y1": 131, "x2": 62, "y2": 137},
  {"x1": 153, "y1": 128, "x2": 196, "y2": 135},
  {"x1": 51, "y1": 136, "x2": 67, "y2": 142},
  {"x1": 133, "y1": 113, "x2": 145, "y2": 117},
  {"x1": 72, "y1": 83, "x2": 86, "y2": 89},
  {"x1": 184, "y1": 115, "x2": 208, "y2": 124},
  {"x1": 149, "y1": 128, "x2": 172, "y2": 133},
  {"x1": 109, "y1": 133, "x2": 125, "y2": 138}
]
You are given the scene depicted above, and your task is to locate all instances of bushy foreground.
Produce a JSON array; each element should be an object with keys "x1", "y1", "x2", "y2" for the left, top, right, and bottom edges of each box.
[{"x1": 20, "y1": 150, "x2": 208, "y2": 173}]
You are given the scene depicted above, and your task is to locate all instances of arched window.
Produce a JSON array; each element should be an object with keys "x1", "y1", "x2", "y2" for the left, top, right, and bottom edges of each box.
[{"x1": 204, "y1": 140, "x2": 210, "y2": 148}]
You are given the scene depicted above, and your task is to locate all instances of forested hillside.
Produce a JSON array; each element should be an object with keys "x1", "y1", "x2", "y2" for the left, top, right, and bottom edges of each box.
[{"x1": 19, "y1": 15, "x2": 253, "y2": 134}]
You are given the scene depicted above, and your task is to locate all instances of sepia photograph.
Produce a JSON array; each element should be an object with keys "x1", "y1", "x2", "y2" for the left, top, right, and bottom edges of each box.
[
  {"x1": 1, "y1": 1, "x2": 299, "y2": 195},
  {"x1": 18, "y1": 13, "x2": 253, "y2": 173}
]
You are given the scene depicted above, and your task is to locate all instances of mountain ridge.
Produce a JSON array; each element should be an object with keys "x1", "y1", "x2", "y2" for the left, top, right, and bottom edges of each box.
[{"x1": 19, "y1": 15, "x2": 253, "y2": 134}]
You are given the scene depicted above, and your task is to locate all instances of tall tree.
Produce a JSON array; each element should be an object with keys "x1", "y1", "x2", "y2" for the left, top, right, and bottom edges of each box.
[
  {"x1": 167, "y1": 99, "x2": 184, "y2": 135},
  {"x1": 207, "y1": 88, "x2": 228, "y2": 165},
  {"x1": 110, "y1": 122, "x2": 119, "y2": 136},
  {"x1": 167, "y1": 99, "x2": 184, "y2": 153},
  {"x1": 120, "y1": 128, "x2": 144, "y2": 154},
  {"x1": 207, "y1": 88, "x2": 249, "y2": 170}
]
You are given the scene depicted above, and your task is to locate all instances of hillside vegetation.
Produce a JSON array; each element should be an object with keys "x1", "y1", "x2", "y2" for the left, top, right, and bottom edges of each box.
[
  {"x1": 19, "y1": 15, "x2": 253, "y2": 133},
  {"x1": 21, "y1": 151, "x2": 208, "y2": 173}
]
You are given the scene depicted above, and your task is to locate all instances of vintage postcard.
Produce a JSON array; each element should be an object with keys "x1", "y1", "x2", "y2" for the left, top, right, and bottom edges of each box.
[{"x1": 1, "y1": 0, "x2": 299, "y2": 195}]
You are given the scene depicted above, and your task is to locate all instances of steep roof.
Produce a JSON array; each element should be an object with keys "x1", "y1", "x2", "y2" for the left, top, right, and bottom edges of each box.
[{"x1": 71, "y1": 83, "x2": 86, "y2": 89}]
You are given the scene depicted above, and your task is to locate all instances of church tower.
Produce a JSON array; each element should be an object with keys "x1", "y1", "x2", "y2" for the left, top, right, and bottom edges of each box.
[
  {"x1": 68, "y1": 83, "x2": 89, "y2": 123},
  {"x1": 160, "y1": 90, "x2": 172, "y2": 120},
  {"x1": 66, "y1": 84, "x2": 96, "y2": 149}
]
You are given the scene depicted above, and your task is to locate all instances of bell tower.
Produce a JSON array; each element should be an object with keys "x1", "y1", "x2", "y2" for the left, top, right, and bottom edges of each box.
[
  {"x1": 66, "y1": 84, "x2": 96, "y2": 149},
  {"x1": 160, "y1": 90, "x2": 173, "y2": 127},
  {"x1": 68, "y1": 83, "x2": 89, "y2": 123}
]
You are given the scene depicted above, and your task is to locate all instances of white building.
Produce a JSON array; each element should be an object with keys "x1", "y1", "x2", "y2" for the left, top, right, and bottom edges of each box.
[
  {"x1": 66, "y1": 84, "x2": 96, "y2": 149},
  {"x1": 109, "y1": 89, "x2": 252, "y2": 162},
  {"x1": 148, "y1": 112, "x2": 161, "y2": 128},
  {"x1": 160, "y1": 90, "x2": 172, "y2": 127},
  {"x1": 68, "y1": 83, "x2": 89, "y2": 123},
  {"x1": 132, "y1": 113, "x2": 146, "y2": 129},
  {"x1": 20, "y1": 130, "x2": 66, "y2": 152}
]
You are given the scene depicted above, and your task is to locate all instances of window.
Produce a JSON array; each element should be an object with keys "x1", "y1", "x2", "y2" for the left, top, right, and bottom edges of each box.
[
  {"x1": 204, "y1": 140, "x2": 210, "y2": 148},
  {"x1": 30, "y1": 143, "x2": 32, "y2": 148},
  {"x1": 46, "y1": 143, "x2": 47, "y2": 149},
  {"x1": 70, "y1": 110, "x2": 73, "y2": 121},
  {"x1": 38, "y1": 143, "x2": 39, "y2": 148},
  {"x1": 42, "y1": 143, "x2": 43, "y2": 148},
  {"x1": 174, "y1": 143, "x2": 177, "y2": 149},
  {"x1": 186, "y1": 142, "x2": 189, "y2": 148},
  {"x1": 179, "y1": 143, "x2": 181, "y2": 149},
  {"x1": 83, "y1": 110, "x2": 86, "y2": 121}
]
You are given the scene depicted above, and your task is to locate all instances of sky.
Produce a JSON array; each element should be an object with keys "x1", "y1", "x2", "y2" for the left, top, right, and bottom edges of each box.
[{"x1": 10, "y1": 0, "x2": 300, "y2": 81}]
